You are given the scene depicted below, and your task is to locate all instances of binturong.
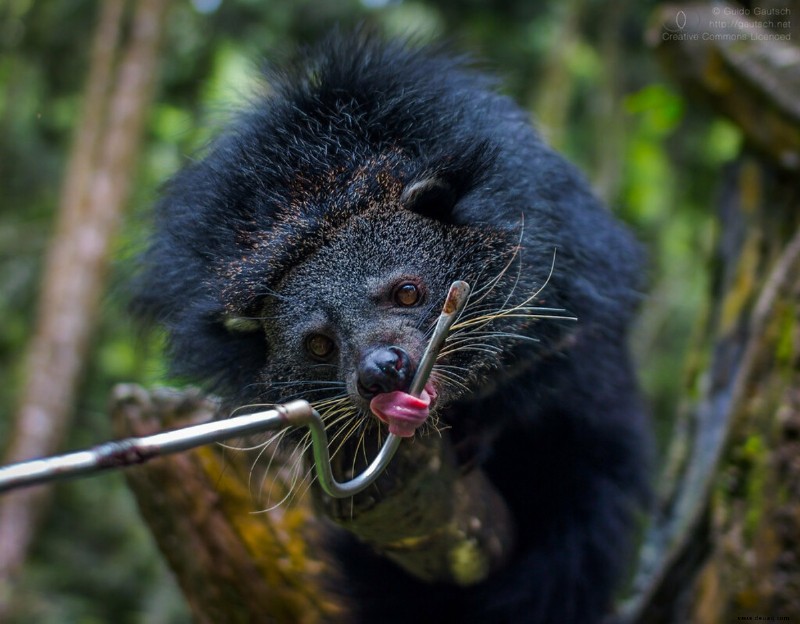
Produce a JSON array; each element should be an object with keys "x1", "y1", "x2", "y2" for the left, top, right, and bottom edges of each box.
[{"x1": 133, "y1": 31, "x2": 651, "y2": 624}]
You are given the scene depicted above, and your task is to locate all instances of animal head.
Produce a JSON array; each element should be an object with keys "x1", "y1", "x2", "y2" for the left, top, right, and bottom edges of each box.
[{"x1": 134, "y1": 34, "x2": 585, "y2": 433}]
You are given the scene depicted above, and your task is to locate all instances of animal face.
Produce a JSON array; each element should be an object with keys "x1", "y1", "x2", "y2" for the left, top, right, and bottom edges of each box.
[
  {"x1": 135, "y1": 37, "x2": 585, "y2": 433},
  {"x1": 237, "y1": 201, "x2": 526, "y2": 432}
]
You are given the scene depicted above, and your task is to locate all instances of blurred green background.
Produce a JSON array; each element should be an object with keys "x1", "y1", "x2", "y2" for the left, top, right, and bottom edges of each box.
[{"x1": 0, "y1": 0, "x2": 738, "y2": 621}]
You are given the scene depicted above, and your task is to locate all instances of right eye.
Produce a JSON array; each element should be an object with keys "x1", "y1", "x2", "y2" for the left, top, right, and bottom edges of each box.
[
  {"x1": 305, "y1": 333, "x2": 336, "y2": 361},
  {"x1": 393, "y1": 282, "x2": 421, "y2": 307}
]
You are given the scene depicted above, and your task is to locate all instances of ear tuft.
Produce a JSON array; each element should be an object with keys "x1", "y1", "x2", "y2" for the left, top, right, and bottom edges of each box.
[
  {"x1": 223, "y1": 315, "x2": 262, "y2": 333},
  {"x1": 400, "y1": 178, "x2": 457, "y2": 223}
]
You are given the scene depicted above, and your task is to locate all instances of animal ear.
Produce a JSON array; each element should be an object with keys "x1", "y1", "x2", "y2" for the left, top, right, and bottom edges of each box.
[{"x1": 400, "y1": 177, "x2": 457, "y2": 223}]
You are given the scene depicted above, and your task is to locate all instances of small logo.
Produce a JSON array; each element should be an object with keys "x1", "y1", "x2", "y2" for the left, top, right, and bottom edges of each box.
[{"x1": 662, "y1": 9, "x2": 689, "y2": 32}]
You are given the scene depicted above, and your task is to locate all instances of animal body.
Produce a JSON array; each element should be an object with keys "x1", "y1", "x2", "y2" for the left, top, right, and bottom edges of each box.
[{"x1": 135, "y1": 33, "x2": 650, "y2": 624}]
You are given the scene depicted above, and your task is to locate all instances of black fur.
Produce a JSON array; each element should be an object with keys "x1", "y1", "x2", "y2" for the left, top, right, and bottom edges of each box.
[{"x1": 134, "y1": 33, "x2": 650, "y2": 624}]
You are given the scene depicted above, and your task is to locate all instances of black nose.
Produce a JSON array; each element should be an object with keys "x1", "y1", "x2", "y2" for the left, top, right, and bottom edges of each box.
[{"x1": 357, "y1": 346, "x2": 413, "y2": 399}]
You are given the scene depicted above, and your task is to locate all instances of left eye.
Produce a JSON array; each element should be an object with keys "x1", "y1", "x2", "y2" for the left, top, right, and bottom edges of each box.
[
  {"x1": 305, "y1": 333, "x2": 336, "y2": 360},
  {"x1": 394, "y1": 282, "x2": 421, "y2": 307}
]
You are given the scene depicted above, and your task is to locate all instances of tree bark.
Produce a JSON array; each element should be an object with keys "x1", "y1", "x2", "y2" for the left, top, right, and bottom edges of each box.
[
  {"x1": 0, "y1": 0, "x2": 169, "y2": 614},
  {"x1": 620, "y1": 4, "x2": 800, "y2": 622},
  {"x1": 113, "y1": 385, "x2": 516, "y2": 622},
  {"x1": 316, "y1": 429, "x2": 515, "y2": 587},
  {"x1": 112, "y1": 385, "x2": 347, "y2": 624}
]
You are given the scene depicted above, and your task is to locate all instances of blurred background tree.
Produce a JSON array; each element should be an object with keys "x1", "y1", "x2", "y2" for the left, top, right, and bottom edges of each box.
[{"x1": 0, "y1": 0, "x2": 748, "y2": 621}]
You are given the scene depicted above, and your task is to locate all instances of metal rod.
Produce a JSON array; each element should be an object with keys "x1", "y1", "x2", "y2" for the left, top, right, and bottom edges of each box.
[
  {"x1": 0, "y1": 281, "x2": 470, "y2": 498},
  {"x1": 0, "y1": 404, "x2": 295, "y2": 493}
]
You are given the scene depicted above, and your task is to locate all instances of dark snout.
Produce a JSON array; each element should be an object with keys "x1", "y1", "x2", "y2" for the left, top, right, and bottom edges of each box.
[{"x1": 357, "y1": 346, "x2": 413, "y2": 399}]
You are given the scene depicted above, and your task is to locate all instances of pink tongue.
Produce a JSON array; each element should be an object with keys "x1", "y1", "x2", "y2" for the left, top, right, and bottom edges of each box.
[{"x1": 369, "y1": 383, "x2": 436, "y2": 438}]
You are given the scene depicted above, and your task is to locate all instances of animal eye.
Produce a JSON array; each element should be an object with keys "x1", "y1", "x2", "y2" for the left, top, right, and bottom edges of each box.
[
  {"x1": 394, "y1": 282, "x2": 421, "y2": 307},
  {"x1": 305, "y1": 333, "x2": 335, "y2": 360}
]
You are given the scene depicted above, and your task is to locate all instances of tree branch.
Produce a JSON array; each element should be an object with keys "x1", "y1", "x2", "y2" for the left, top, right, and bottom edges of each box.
[{"x1": 0, "y1": 0, "x2": 169, "y2": 610}]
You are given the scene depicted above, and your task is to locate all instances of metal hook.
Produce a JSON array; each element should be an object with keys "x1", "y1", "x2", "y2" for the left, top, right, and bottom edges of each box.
[
  {"x1": 301, "y1": 279, "x2": 470, "y2": 497},
  {"x1": 0, "y1": 281, "x2": 470, "y2": 498}
]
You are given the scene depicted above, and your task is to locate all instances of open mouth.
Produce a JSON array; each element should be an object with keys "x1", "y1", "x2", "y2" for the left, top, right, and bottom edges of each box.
[{"x1": 368, "y1": 381, "x2": 438, "y2": 438}]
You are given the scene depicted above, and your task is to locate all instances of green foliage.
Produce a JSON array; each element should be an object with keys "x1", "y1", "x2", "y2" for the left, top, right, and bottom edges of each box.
[{"x1": 0, "y1": 0, "x2": 739, "y2": 619}]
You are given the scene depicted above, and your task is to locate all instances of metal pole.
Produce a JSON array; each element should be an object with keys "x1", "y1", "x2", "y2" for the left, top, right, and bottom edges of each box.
[{"x1": 0, "y1": 281, "x2": 470, "y2": 499}]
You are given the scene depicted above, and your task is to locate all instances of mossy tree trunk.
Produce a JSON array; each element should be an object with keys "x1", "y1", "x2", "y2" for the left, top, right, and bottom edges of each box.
[
  {"x1": 114, "y1": 383, "x2": 515, "y2": 622},
  {"x1": 622, "y1": 4, "x2": 800, "y2": 622},
  {"x1": 112, "y1": 386, "x2": 347, "y2": 624}
]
